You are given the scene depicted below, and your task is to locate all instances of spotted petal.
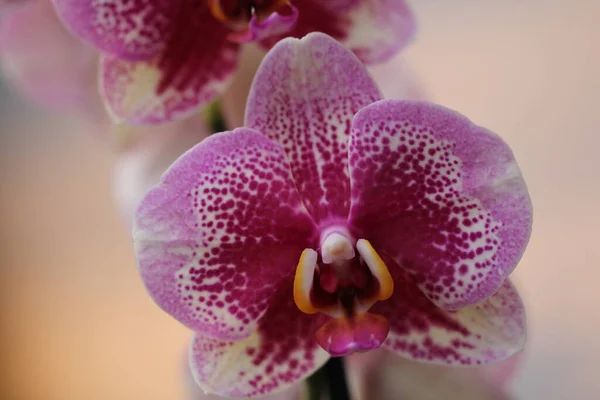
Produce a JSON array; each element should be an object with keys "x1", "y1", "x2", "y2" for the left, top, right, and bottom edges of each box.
[
  {"x1": 51, "y1": 0, "x2": 171, "y2": 60},
  {"x1": 100, "y1": 25, "x2": 239, "y2": 124},
  {"x1": 134, "y1": 128, "x2": 317, "y2": 339},
  {"x1": 190, "y1": 283, "x2": 329, "y2": 397},
  {"x1": 348, "y1": 100, "x2": 532, "y2": 309},
  {"x1": 371, "y1": 268, "x2": 525, "y2": 365},
  {"x1": 246, "y1": 32, "x2": 381, "y2": 223}
]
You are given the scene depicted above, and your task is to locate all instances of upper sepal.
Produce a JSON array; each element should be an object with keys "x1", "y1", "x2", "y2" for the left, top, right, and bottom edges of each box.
[{"x1": 245, "y1": 32, "x2": 381, "y2": 223}]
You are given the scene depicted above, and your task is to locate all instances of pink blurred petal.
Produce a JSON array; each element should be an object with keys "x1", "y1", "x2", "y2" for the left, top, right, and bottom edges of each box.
[
  {"x1": 0, "y1": 0, "x2": 31, "y2": 19},
  {"x1": 348, "y1": 350, "x2": 517, "y2": 400},
  {"x1": 348, "y1": 100, "x2": 533, "y2": 308},
  {"x1": 246, "y1": 32, "x2": 380, "y2": 224},
  {"x1": 112, "y1": 113, "x2": 211, "y2": 227},
  {"x1": 134, "y1": 128, "x2": 317, "y2": 339},
  {"x1": 341, "y1": 0, "x2": 416, "y2": 63},
  {"x1": 0, "y1": 0, "x2": 103, "y2": 119},
  {"x1": 189, "y1": 287, "x2": 328, "y2": 397},
  {"x1": 54, "y1": 1, "x2": 242, "y2": 125},
  {"x1": 51, "y1": 0, "x2": 170, "y2": 60},
  {"x1": 100, "y1": 13, "x2": 239, "y2": 125}
]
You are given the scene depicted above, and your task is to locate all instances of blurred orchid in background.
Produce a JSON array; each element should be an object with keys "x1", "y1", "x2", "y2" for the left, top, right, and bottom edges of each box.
[
  {"x1": 0, "y1": 0, "x2": 29, "y2": 18},
  {"x1": 50, "y1": 0, "x2": 415, "y2": 124},
  {"x1": 346, "y1": 350, "x2": 524, "y2": 399},
  {"x1": 133, "y1": 33, "x2": 532, "y2": 397},
  {"x1": 0, "y1": 0, "x2": 104, "y2": 121}
]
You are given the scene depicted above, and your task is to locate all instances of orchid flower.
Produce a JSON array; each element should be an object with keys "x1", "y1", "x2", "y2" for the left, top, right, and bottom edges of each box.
[
  {"x1": 51, "y1": 0, "x2": 415, "y2": 125},
  {"x1": 133, "y1": 33, "x2": 532, "y2": 397}
]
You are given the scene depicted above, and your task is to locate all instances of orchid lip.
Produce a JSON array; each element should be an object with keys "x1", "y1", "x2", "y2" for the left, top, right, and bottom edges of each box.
[{"x1": 293, "y1": 231, "x2": 394, "y2": 355}]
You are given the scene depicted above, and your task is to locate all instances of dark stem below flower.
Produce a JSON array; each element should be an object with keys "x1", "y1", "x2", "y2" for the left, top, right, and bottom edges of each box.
[
  {"x1": 307, "y1": 357, "x2": 352, "y2": 400},
  {"x1": 324, "y1": 357, "x2": 352, "y2": 400}
]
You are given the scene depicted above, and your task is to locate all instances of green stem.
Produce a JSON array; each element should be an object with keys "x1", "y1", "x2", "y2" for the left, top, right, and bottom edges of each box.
[
  {"x1": 306, "y1": 365, "x2": 326, "y2": 400},
  {"x1": 324, "y1": 357, "x2": 351, "y2": 400},
  {"x1": 306, "y1": 357, "x2": 352, "y2": 400},
  {"x1": 204, "y1": 99, "x2": 227, "y2": 134}
]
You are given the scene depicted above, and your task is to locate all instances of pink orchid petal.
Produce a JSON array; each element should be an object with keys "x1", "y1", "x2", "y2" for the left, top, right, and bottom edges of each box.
[
  {"x1": 348, "y1": 100, "x2": 532, "y2": 309},
  {"x1": 245, "y1": 32, "x2": 381, "y2": 223},
  {"x1": 134, "y1": 128, "x2": 317, "y2": 340},
  {"x1": 189, "y1": 287, "x2": 329, "y2": 397},
  {"x1": 100, "y1": 42, "x2": 238, "y2": 124},
  {"x1": 0, "y1": 0, "x2": 31, "y2": 18},
  {"x1": 0, "y1": 0, "x2": 29, "y2": 8},
  {"x1": 112, "y1": 113, "x2": 211, "y2": 227},
  {"x1": 51, "y1": 0, "x2": 172, "y2": 60},
  {"x1": 341, "y1": 0, "x2": 416, "y2": 64},
  {"x1": 371, "y1": 269, "x2": 525, "y2": 365},
  {"x1": 99, "y1": 9, "x2": 239, "y2": 125},
  {"x1": 184, "y1": 346, "x2": 305, "y2": 400},
  {"x1": 0, "y1": 0, "x2": 103, "y2": 118},
  {"x1": 231, "y1": 5, "x2": 299, "y2": 43}
]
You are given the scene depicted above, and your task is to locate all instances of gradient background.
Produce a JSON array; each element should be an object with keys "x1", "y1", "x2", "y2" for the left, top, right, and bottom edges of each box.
[{"x1": 1, "y1": 0, "x2": 599, "y2": 399}]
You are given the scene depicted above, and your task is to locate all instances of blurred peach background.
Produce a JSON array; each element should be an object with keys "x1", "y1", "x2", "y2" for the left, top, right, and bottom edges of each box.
[{"x1": 1, "y1": 0, "x2": 599, "y2": 399}]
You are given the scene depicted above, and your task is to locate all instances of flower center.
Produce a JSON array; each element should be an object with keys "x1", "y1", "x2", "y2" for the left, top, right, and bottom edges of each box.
[
  {"x1": 293, "y1": 230, "x2": 394, "y2": 356},
  {"x1": 208, "y1": 0, "x2": 292, "y2": 29}
]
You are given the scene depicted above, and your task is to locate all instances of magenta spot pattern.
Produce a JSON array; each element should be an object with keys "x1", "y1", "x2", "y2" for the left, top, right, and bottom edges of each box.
[
  {"x1": 53, "y1": 0, "x2": 172, "y2": 60},
  {"x1": 246, "y1": 33, "x2": 381, "y2": 223},
  {"x1": 135, "y1": 129, "x2": 318, "y2": 339},
  {"x1": 190, "y1": 279, "x2": 330, "y2": 397},
  {"x1": 53, "y1": 0, "x2": 416, "y2": 123},
  {"x1": 348, "y1": 111, "x2": 500, "y2": 308},
  {"x1": 133, "y1": 34, "x2": 531, "y2": 396},
  {"x1": 371, "y1": 258, "x2": 525, "y2": 365},
  {"x1": 348, "y1": 100, "x2": 532, "y2": 309}
]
